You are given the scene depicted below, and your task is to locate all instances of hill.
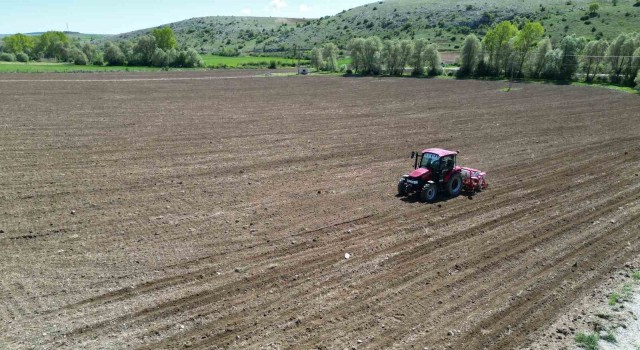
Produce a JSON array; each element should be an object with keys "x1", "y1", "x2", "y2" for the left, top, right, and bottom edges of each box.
[
  {"x1": 112, "y1": 0, "x2": 640, "y2": 54},
  {"x1": 114, "y1": 16, "x2": 309, "y2": 54}
]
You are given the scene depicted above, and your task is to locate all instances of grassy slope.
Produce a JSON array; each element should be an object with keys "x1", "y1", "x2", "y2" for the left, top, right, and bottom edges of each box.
[
  {"x1": 114, "y1": 17, "x2": 309, "y2": 54},
  {"x1": 284, "y1": 0, "x2": 640, "y2": 50},
  {"x1": 111, "y1": 0, "x2": 639, "y2": 53}
]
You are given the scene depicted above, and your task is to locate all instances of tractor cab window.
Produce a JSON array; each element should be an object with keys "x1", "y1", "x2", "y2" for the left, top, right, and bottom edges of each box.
[
  {"x1": 441, "y1": 155, "x2": 455, "y2": 172},
  {"x1": 420, "y1": 153, "x2": 441, "y2": 170}
]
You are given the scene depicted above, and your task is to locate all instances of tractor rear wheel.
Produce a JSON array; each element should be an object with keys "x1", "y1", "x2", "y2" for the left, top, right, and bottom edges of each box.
[
  {"x1": 421, "y1": 184, "x2": 438, "y2": 203},
  {"x1": 397, "y1": 181, "x2": 408, "y2": 196},
  {"x1": 447, "y1": 173, "x2": 463, "y2": 197}
]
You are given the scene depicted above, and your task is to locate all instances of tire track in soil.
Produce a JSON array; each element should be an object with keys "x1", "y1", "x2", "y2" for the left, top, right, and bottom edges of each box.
[
  {"x1": 180, "y1": 175, "x2": 640, "y2": 349},
  {"x1": 365, "y1": 195, "x2": 640, "y2": 349},
  {"x1": 114, "y1": 142, "x2": 636, "y2": 348},
  {"x1": 3, "y1": 76, "x2": 639, "y2": 349},
  {"x1": 58, "y1": 137, "x2": 632, "y2": 315},
  {"x1": 55, "y1": 142, "x2": 632, "y2": 336},
  {"x1": 56, "y1": 141, "x2": 608, "y2": 332},
  {"x1": 298, "y1": 181, "x2": 640, "y2": 347}
]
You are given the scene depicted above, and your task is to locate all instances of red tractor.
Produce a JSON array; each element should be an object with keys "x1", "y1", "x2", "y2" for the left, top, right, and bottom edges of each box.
[{"x1": 397, "y1": 148, "x2": 488, "y2": 202}]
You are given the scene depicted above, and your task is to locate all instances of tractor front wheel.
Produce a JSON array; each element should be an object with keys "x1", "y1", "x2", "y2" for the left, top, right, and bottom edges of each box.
[
  {"x1": 397, "y1": 181, "x2": 408, "y2": 196},
  {"x1": 421, "y1": 184, "x2": 438, "y2": 203},
  {"x1": 447, "y1": 173, "x2": 463, "y2": 197}
]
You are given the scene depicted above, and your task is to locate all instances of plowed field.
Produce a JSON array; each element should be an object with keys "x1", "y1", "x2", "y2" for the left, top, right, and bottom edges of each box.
[{"x1": 1, "y1": 71, "x2": 639, "y2": 349}]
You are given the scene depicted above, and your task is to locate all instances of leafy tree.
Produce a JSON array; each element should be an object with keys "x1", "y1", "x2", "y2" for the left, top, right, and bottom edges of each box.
[
  {"x1": 513, "y1": 21, "x2": 544, "y2": 76},
  {"x1": 589, "y1": 3, "x2": 599, "y2": 14},
  {"x1": 631, "y1": 47, "x2": 640, "y2": 86},
  {"x1": 529, "y1": 38, "x2": 552, "y2": 78},
  {"x1": 35, "y1": 31, "x2": 69, "y2": 59},
  {"x1": 425, "y1": 44, "x2": 443, "y2": 76},
  {"x1": 607, "y1": 33, "x2": 639, "y2": 83},
  {"x1": 166, "y1": 48, "x2": 179, "y2": 67},
  {"x1": 582, "y1": 39, "x2": 609, "y2": 82},
  {"x1": 348, "y1": 38, "x2": 366, "y2": 73},
  {"x1": 543, "y1": 48, "x2": 563, "y2": 79},
  {"x1": 118, "y1": 41, "x2": 134, "y2": 62},
  {"x1": 383, "y1": 40, "x2": 402, "y2": 75},
  {"x1": 133, "y1": 35, "x2": 157, "y2": 65},
  {"x1": 559, "y1": 34, "x2": 586, "y2": 80},
  {"x1": 3, "y1": 33, "x2": 36, "y2": 55},
  {"x1": 322, "y1": 43, "x2": 339, "y2": 72},
  {"x1": 152, "y1": 27, "x2": 178, "y2": 51},
  {"x1": 483, "y1": 21, "x2": 519, "y2": 75},
  {"x1": 362, "y1": 36, "x2": 383, "y2": 75},
  {"x1": 51, "y1": 41, "x2": 71, "y2": 62},
  {"x1": 81, "y1": 43, "x2": 99, "y2": 63},
  {"x1": 459, "y1": 34, "x2": 481, "y2": 77},
  {"x1": 398, "y1": 40, "x2": 414, "y2": 75},
  {"x1": 411, "y1": 38, "x2": 429, "y2": 76},
  {"x1": 151, "y1": 48, "x2": 169, "y2": 67},
  {"x1": 310, "y1": 47, "x2": 324, "y2": 71},
  {"x1": 104, "y1": 42, "x2": 126, "y2": 66}
]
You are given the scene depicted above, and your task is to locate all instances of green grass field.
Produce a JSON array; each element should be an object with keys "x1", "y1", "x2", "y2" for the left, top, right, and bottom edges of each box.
[
  {"x1": 0, "y1": 62, "x2": 162, "y2": 73},
  {"x1": 0, "y1": 56, "x2": 310, "y2": 73},
  {"x1": 201, "y1": 55, "x2": 307, "y2": 68}
]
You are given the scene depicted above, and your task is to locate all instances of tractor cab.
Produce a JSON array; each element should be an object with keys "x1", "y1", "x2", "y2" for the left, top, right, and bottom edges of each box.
[
  {"x1": 411, "y1": 148, "x2": 458, "y2": 182},
  {"x1": 413, "y1": 150, "x2": 457, "y2": 180}
]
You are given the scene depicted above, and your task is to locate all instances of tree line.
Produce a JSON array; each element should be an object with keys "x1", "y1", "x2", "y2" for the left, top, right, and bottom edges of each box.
[
  {"x1": 309, "y1": 37, "x2": 443, "y2": 77},
  {"x1": 0, "y1": 27, "x2": 205, "y2": 68},
  {"x1": 459, "y1": 21, "x2": 640, "y2": 88},
  {"x1": 310, "y1": 20, "x2": 640, "y2": 88}
]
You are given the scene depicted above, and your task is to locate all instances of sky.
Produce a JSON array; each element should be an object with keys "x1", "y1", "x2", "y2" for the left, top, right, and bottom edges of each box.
[{"x1": 0, "y1": 0, "x2": 375, "y2": 35}]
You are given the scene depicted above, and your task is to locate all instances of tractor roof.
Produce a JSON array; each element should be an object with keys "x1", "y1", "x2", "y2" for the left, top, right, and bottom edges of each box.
[{"x1": 422, "y1": 148, "x2": 458, "y2": 157}]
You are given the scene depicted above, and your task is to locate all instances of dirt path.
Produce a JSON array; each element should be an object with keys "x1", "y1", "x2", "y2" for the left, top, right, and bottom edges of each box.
[{"x1": 0, "y1": 73, "x2": 638, "y2": 349}]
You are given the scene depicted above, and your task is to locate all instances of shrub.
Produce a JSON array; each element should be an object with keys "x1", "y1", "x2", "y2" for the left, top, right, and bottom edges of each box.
[
  {"x1": 93, "y1": 55, "x2": 104, "y2": 66},
  {"x1": 0, "y1": 52, "x2": 16, "y2": 62},
  {"x1": 575, "y1": 332, "x2": 599, "y2": 350},
  {"x1": 16, "y1": 52, "x2": 29, "y2": 62},
  {"x1": 70, "y1": 48, "x2": 88, "y2": 65},
  {"x1": 268, "y1": 60, "x2": 277, "y2": 69},
  {"x1": 151, "y1": 48, "x2": 169, "y2": 67},
  {"x1": 182, "y1": 48, "x2": 203, "y2": 68},
  {"x1": 104, "y1": 43, "x2": 126, "y2": 66}
]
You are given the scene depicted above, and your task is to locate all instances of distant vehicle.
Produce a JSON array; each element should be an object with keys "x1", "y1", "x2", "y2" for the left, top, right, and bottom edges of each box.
[
  {"x1": 298, "y1": 67, "x2": 309, "y2": 75},
  {"x1": 397, "y1": 148, "x2": 488, "y2": 202}
]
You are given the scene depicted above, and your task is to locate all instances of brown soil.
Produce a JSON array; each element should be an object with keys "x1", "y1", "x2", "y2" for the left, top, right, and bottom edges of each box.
[
  {"x1": 524, "y1": 256, "x2": 640, "y2": 350},
  {"x1": 0, "y1": 72, "x2": 639, "y2": 350}
]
